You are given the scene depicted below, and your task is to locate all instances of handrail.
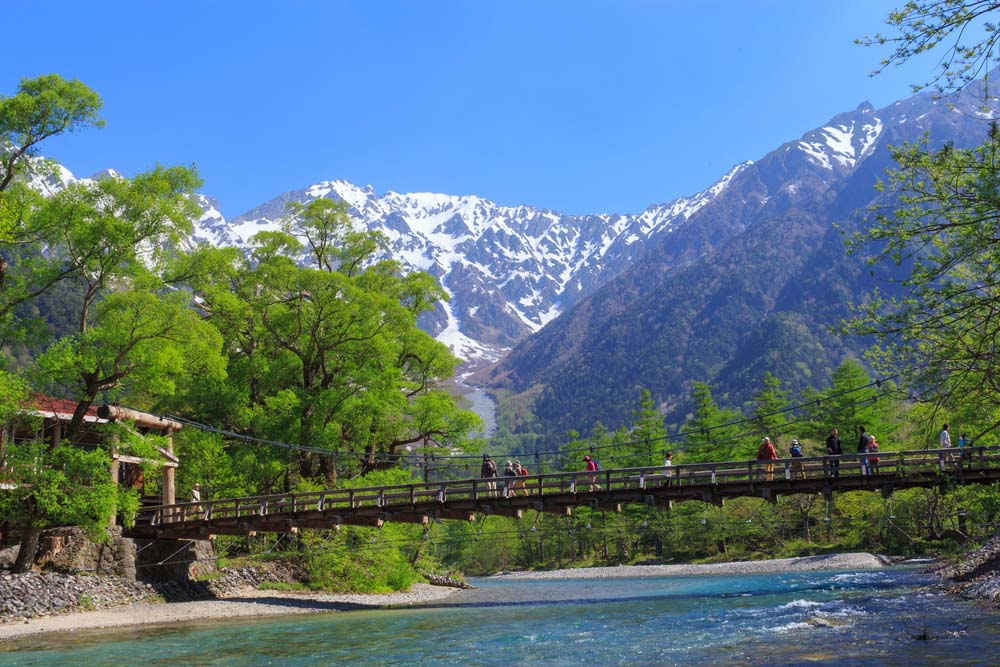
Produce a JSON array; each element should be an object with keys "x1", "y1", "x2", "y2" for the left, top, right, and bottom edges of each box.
[{"x1": 136, "y1": 445, "x2": 997, "y2": 527}]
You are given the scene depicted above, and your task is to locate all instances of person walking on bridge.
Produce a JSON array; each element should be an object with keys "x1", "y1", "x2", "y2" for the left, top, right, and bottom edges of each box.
[
  {"x1": 189, "y1": 482, "x2": 202, "y2": 520},
  {"x1": 826, "y1": 428, "x2": 842, "y2": 477},
  {"x1": 789, "y1": 440, "x2": 805, "y2": 479},
  {"x1": 584, "y1": 455, "x2": 601, "y2": 491},
  {"x1": 481, "y1": 455, "x2": 498, "y2": 497},
  {"x1": 503, "y1": 460, "x2": 516, "y2": 498},
  {"x1": 857, "y1": 426, "x2": 872, "y2": 475},
  {"x1": 866, "y1": 435, "x2": 880, "y2": 475},
  {"x1": 756, "y1": 437, "x2": 778, "y2": 481}
]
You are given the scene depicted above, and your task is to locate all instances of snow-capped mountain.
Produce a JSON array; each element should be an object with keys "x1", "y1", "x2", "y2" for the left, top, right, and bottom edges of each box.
[
  {"x1": 485, "y1": 78, "x2": 1000, "y2": 442},
  {"x1": 31, "y1": 74, "x2": 992, "y2": 387},
  {"x1": 190, "y1": 162, "x2": 753, "y2": 365}
]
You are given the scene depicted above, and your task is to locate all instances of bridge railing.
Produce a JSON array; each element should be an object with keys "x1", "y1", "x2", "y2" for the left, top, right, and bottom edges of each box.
[{"x1": 138, "y1": 445, "x2": 1000, "y2": 527}]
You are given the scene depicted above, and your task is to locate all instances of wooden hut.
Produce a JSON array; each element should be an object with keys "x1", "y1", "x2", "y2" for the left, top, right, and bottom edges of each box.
[{"x1": 1, "y1": 395, "x2": 182, "y2": 507}]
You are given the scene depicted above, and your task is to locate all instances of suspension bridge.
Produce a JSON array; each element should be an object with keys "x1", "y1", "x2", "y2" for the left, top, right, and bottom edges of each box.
[{"x1": 128, "y1": 446, "x2": 1000, "y2": 541}]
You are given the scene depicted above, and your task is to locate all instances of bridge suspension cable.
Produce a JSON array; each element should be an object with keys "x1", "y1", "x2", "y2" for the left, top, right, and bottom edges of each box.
[{"x1": 113, "y1": 374, "x2": 897, "y2": 473}]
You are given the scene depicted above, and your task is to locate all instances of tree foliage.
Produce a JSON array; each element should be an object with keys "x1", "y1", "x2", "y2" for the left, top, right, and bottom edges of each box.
[
  {"x1": 0, "y1": 74, "x2": 104, "y2": 191},
  {"x1": 859, "y1": 0, "x2": 1000, "y2": 95},
  {"x1": 182, "y1": 197, "x2": 480, "y2": 490},
  {"x1": 847, "y1": 125, "x2": 1000, "y2": 438}
]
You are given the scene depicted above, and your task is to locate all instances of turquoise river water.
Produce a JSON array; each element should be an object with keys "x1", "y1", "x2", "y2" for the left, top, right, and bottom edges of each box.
[{"x1": 2, "y1": 567, "x2": 999, "y2": 666}]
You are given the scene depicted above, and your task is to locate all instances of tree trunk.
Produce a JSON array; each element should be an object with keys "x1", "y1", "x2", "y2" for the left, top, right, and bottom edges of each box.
[{"x1": 12, "y1": 524, "x2": 42, "y2": 574}]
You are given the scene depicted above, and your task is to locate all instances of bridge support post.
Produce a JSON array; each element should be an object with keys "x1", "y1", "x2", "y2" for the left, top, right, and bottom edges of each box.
[{"x1": 701, "y1": 492, "x2": 724, "y2": 507}]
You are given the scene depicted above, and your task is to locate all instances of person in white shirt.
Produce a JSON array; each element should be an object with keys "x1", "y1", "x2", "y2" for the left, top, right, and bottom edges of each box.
[
  {"x1": 189, "y1": 482, "x2": 202, "y2": 519},
  {"x1": 940, "y1": 424, "x2": 952, "y2": 448},
  {"x1": 663, "y1": 451, "x2": 674, "y2": 487}
]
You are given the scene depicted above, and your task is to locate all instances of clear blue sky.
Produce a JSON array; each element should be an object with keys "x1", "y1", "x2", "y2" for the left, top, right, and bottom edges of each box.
[{"x1": 7, "y1": 1, "x2": 930, "y2": 219}]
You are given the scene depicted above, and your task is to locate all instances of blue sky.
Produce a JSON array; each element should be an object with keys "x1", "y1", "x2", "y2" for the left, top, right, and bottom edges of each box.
[{"x1": 7, "y1": 1, "x2": 931, "y2": 218}]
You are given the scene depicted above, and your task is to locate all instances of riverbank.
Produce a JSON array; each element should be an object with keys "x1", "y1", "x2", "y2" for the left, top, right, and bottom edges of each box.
[
  {"x1": 0, "y1": 583, "x2": 461, "y2": 640},
  {"x1": 936, "y1": 533, "x2": 1000, "y2": 604},
  {"x1": 0, "y1": 552, "x2": 893, "y2": 640},
  {"x1": 490, "y1": 552, "x2": 890, "y2": 579}
]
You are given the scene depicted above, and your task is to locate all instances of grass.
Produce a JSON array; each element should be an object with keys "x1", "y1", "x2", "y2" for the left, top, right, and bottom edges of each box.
[{"x1": 258, "y1": 581, "x2": 308, "y2": 592}]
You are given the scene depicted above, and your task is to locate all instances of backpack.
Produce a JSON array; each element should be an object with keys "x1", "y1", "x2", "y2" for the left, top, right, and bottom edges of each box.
[{"x1": 593, "y1": 460, "x2": 601, "y2": 471}]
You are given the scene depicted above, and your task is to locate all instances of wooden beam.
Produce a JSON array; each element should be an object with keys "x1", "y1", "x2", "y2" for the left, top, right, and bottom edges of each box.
[{"x1": 97, "y1": 405, "x2": 183, "y2": 431}]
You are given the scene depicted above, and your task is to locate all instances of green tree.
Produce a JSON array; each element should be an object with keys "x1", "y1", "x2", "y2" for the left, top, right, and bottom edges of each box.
[
  {"x1": 860, "y1": 1, "x2": 1000, "y2": 95},
  {"x1": 682, "y1": 382, "x2": 745, "y2": 462},
  {"x1": 27, "y1": 165, "x2": 225, "y2": 436},
  {"x1": 624, "y1": 388, "x2": 666, "y2": 468},
  {"x1": 750, "y1": 371, "x2": 790, "y2": 438},
  {"x1": 189, "y1": 198, "x2": 480, "y2": 488},
  {"x1": 847, "y1": 126, "x2": 1000, "y2": 439},
  {"x1": 0, "y1": 74, "x2": 104, "y2": 192},
  {"x1": 0, "y1": 75, "x2": 104, "y2": 337}
]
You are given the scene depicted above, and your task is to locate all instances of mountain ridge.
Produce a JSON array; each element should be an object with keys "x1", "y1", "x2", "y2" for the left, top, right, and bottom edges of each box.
[{"x1": 481, "y1": 83, "x2": 998, "y2": 441}]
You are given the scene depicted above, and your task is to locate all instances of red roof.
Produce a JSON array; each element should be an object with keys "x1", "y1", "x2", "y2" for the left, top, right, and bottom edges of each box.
[{"x1": 26, "y1": 394, "x2": 101, "y2": 421}]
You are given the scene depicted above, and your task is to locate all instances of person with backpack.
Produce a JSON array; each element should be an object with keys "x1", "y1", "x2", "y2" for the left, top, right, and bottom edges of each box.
[
  {"x1": 866, "y1": 435, "x2": 880, "y2": 475},
  {"x1": 825, "y1": 428, "x2": 843, "y2": 478},
  {"x1": 756, "y1": 437, "x2": 778, "y2": 481},
  {"x1": 481, "y1": 454, "x2": 498, "y2": 497},
  {"x1": 583, "y1": 455, "x2": 601, "y2": 491},
  {"x1": 503, "y1": 460, "x2": 516, "y2": 498},
  {"x1": 516, "y1": 459, "x2": 529, "y2": 495},
  {"x1": 958, "y1": 433, "x2": 973, "y2": 463},
  {"x1": 789, "y1": 440, "x2": 805, "y2": 479},
  {"x1": 857, "y1": 426, "x2": 871, "y2": 476}
]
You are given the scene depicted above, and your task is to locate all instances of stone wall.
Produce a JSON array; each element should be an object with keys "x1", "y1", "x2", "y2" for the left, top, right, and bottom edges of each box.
[
  {"x1": 0, "y1": 571, "x2": 157, "y2": 623},
  {"x1": 27, "y1": 526, "x2": 217, "y2": 584},
  {"x1": 36, "y1": 526, "x2": 137, "y2": 580},
  {"x1": 134, "y1": 538, "x2": 216, "y2": 582}
]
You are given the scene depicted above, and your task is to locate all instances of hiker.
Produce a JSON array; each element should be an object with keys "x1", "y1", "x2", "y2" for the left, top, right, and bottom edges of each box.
[
  {"x1": 584, "y1": 455, "x2": 601, "y2": 491},
  {"x1": 958, "y1": 433, "x2": 973, "y2": 462},
  {"x1": 663, "y1": 450, "x2": 674, "y2": 486},
  {"x1": 789, "y1": 440, "x2": 805, "y2": 479},
  {"x1": 940, "y1": 423, "x2": 955, "y2": 462},
  {"x1": 756, "y1": 437, "x2": 778, "y2": 481},
  {"x1": 503, "y1": 460, "x2": 516, "y2": 497},
  {"x1": 481, "y1": 454, "x2": 498, "y2": 497},
  {"x1": 189, "y1": 482, "x2": 202, "y2": 520},
  {"x1": 825, "y1": 428, "x2": 843, "y2": 478},
  {"x1": 857, "y1": 426, "x2": 871, "y2": 475},
  {"x1": 866, "y1": 435, "x2": 880, "y2": 475},
  {"x1": 510, "y1": 459, "x2": 524, "y2": 496},
  {"x1": 515, "y1": 459, "x2": 529, "y2": 495},
  {"x1": 940, "y1": 423, "x2": 952, "y2": 449}
]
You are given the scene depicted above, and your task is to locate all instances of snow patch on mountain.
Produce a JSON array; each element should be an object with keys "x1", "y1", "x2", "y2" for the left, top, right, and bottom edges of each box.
[{"x1": 796, "y1": 106, "x2": 883, "y2": 171}]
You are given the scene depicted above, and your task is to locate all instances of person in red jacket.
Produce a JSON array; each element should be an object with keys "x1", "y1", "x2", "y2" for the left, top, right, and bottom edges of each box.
[
  {"x1": 866, "y1": 435, "x2": 880, "y2": 475},
  {"x1": 583, "y1": 455, "x2": 601, "y2": 491},
  {"x1": 756, "y1": 437, "x2": 778, "y2": 481}
]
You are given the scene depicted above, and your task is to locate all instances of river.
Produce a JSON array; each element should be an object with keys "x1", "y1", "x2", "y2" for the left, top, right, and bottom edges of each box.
[{"x1": 2, "y1": 567, "x2": 998, "y2": 666}]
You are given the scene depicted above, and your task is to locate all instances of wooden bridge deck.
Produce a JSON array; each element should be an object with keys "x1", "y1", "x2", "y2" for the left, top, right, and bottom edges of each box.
[{"x1": 128, "y1": 446, "x2": 1000, "y2": 540}]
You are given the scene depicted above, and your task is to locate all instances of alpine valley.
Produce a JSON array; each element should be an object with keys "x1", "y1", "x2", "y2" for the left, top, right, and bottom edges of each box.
[{"x1": 31, "y1": 78, "x2": 1000, "y2": 444}]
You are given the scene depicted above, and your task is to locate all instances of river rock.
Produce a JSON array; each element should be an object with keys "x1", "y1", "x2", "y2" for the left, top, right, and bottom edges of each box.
[{"x1": 0, "y1": 572, "x2": 158, "y2": 624}]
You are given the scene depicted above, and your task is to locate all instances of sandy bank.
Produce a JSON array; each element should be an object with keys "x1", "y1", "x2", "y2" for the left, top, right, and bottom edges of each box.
[
  {"x1": 0, "y1": 583, "x2": 460, "y2": 640},
  {"x1": 491, "y1": 552, "x2": 889, "y2": 580}
]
